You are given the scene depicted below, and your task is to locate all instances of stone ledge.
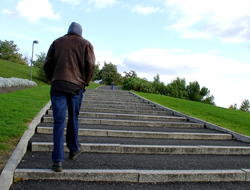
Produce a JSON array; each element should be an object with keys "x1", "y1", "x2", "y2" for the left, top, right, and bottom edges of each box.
[
  {"x1": 31, "y1": 142, "x2": 250, "y2": 155},
  {"x1": 37, "y1": 126, "x2": 232, "y2": 140},
  {"x1": 14, "y1": 169, "x2": 249, "y2": 183}
]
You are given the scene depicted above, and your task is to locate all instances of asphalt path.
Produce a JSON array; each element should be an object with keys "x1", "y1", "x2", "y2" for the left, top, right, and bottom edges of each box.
[
  {"x1": 10, "y1": 180, "x2": 250, "y2": 190},
  {"x1": 17, "y1": 152, "x2": 250, "y2": 170}
]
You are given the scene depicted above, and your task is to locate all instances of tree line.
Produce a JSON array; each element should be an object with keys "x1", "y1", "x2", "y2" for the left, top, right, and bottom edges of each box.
[
  {"x1": 1, "y1": 39, "x2": 249, "y2": 111},
  {"x1": 0, "y1": 40, "x2": 28, "y2": 65},
  {"x1": 229, "y1": 100, "x2": 250, "y2": 113},
  {"x1": 122, "y1": 73, "x2": 215, "y2": 105}
]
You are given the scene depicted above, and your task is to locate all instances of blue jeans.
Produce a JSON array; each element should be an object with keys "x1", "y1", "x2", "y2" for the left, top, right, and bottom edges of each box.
[{"x1": 50, "y1": 89, "x2": 83, "y2": 162}]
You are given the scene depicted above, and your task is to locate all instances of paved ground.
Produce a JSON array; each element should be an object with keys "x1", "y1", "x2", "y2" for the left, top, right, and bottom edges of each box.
[
  {"x1": 10, "y1": 180, "x2": 250, "y2": 190},
  {"x1": 0, "y1": 85, "x2": 33, "y2": 94}
]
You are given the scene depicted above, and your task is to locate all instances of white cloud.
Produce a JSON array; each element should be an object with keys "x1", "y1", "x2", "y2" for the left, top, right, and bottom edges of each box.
[
  {"x1": 2, "y1": 9, "x2": 14, "y2": 14},
  {"x1": 88, "y1": 0, "x2": 116, "y2": 8},
  {"x1": 95, "y1": 48, "x2": 124, "y2": 69},
  {"x1": 121, "y1": 48, "x2": 250, "y2": 107},
  {"x1": 3, "y1": 0, "x2": 60, "y2": 23},
  {"x1": 165, "y1": 0, "x2": 250, "y2": 43},
  {"x1": 133, "y1": 4, "x2": 161, "y2": 15}
]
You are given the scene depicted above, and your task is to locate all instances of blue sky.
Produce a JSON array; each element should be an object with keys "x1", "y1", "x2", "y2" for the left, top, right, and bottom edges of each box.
[{"x1": 1, "y1": 0, "x2": 250, "y2": 108}]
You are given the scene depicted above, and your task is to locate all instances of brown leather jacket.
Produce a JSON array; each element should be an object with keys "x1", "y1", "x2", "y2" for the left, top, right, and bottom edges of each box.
[{"x1": 43, "y1": 34, "x2": 95, "y2": 88}]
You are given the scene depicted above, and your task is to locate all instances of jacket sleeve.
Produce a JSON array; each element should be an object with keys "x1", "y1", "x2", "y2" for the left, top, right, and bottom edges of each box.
[
  {"x1": 84, "y1": 43, "x2": 95, "y2": 86},
  {"x1": 43, "y1": 43, "x2": 55, "y2": 82}
]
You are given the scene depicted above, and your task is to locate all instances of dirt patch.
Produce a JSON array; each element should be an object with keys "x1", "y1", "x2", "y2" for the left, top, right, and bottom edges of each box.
[{"x1": 0, "y1": 86, "x2": 33, "y2": 94}]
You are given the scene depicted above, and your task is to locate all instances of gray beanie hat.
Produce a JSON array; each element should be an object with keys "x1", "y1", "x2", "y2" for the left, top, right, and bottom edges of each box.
[{"x1": 67, "y1": 22, "x2": 82, "y2": 36}]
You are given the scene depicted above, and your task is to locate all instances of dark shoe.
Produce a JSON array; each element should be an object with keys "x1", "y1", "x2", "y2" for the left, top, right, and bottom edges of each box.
[
  {"x1": 52, "y1": 161, "x2": 62, "y2": 172},
  {"x1": 69, "y1": 144, "x2": 82, "y2": 160}
]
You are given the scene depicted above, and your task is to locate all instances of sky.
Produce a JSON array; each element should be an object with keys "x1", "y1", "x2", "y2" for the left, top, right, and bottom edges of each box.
[{"x1": 1, "y1": 0, "x2": 250, "y2": 108}]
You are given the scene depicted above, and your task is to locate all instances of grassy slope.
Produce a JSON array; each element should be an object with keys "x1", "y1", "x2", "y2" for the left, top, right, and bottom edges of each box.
[
  {"x1": 134, "y1": 92, "x2": 250, "y2": 137},
  {"x1": 0, "y1": 59, "x2": 101, "y2": 150},
  {"x1": 0, "y1": 60, "x2": 51, "y2": 150}
]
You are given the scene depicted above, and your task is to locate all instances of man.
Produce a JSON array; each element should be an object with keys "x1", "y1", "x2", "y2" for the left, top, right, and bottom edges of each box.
[
  {"x1": 44, "y1": 22, "x2": 95, "y2": 172},
  {"x1": 111, "y1": 81, "x2": 114, "y2": 90}
]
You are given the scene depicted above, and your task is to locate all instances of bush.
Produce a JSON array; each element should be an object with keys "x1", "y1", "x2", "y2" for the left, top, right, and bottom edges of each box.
[{"x1": 123, "y1": 77, "x2": 155, "y2": 93}]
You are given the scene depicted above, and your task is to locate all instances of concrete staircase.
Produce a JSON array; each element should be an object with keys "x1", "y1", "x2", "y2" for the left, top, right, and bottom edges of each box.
[{"x1": 10, "y1": 86, "x2": 250, "y2": 189}]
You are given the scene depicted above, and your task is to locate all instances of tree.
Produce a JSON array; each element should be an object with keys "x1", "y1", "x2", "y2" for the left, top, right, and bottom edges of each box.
[
  {"x1": 100, "y1": 62, "x2": 123, "y2": 85},
  {"x1": 0, "y1": 40, "x2": 27, "y2": 65},
  {"x1": 186, "y1": 81, "x2": 215, "y2": 105},
  {"x1": 152, "y1": 74, "x2": 166, "y2": 95},
  {"x1": 229, "y1": 103, "x2": 237, "y2": 110},
  {"x1": 187, "y1": 81, "x2": 202, "y2": 101},
  {"x1": 166, "y1": 77, "x2": 188, "y2": 99},
  {"x1": 34, "y1": 52, "x2": 49, "y2": 83},
  {"x1": 123, "y1": 70, "x2": 137, "y2": 79},
  {"x1": 91, "y1": 62, "x2": 102, "y2": 81},
  {"x1": 122, "y1": 76, "x2": 155, "y2": 93},
  {"x1": 34, "y1": 52, "x2": 46, "y2": 68},
  {"x1": 239, "y1": 99, "x2": 250, "y2": 113}
]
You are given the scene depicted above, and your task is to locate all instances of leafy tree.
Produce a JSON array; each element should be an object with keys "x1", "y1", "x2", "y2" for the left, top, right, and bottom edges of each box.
[
  {"x1": 34, "y1": 52, "x2": 46, "y2": 68},
  {"x1": 166, "y1": 77, "x2": 188, "y2": 99},
  {"x1": 239, "y1": 99, "x2": 250, "y2": 113},
  {"x1": 0, "y1": 40, "x2": 27, "y2": 65},
  {"x1": 186, "y1": 81, "x2": 215, "y2": 105},
  {"x1": 100, "y1": 62, "x2": 123, "y2": 85},
  {"x1": 199, "y1": 86, "x2": 215, "y2": 105},
  {"x1": 123, "y1": 76, "x2": 155, "y2": 93},
  {"x1": 34, "y1": 52, "x2": 49, "y2": 83},
  {"x1": 152, "y1": 74, "x2": 167, "y2": 95},
  {"x1": 123, "y1": 70, "x2": 137, "y2": 79},
  {"x1": 187, "y1": 81, "x2": 202, "y2": 101},
  {"x1": 91, "y1": 62, "x2": 102, "y2": 81}
]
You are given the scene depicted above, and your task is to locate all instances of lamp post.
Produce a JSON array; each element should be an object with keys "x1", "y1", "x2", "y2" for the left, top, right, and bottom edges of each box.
[{"x1": 30, "y1": 40, "x2": 39, "y2": 81}]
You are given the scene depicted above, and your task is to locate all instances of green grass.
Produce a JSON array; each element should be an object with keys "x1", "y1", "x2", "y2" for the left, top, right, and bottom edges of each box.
[
  {"x1": 0, "y1": 85, "x2": 51, "y2": 150},
  {"x1": 0, "y1": 59, "x2": 101, "y2": 151},
  {"x1": 86, "y1": 82, "x2": 102, "y2": 89},
  {"x1": 0, "y1": 59, "x2": 51, "y2": 150},
  {"x1": 134, "y1": 92, "x2": 250, "y2": 137}
]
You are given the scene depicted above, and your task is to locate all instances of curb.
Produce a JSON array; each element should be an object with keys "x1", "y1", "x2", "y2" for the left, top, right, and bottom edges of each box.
[
  {"x1": 13, "y1": 169, "x2": 250, "y2": 183},
  {"x1": 36, "y1": 126, "x2": 232, "y2": 140},
  {"x1": 43, "y1": 116, "x2": 204, "y2": 128},
  {"x1": 130, "y1": 91, "x2": 250, "y2": 144},
  {"x1": 0, "y1": 101, "x2": 51, "y2": 190},
  {"x1": 31, "y1": 142, "x2": 250, "y2": 155}
]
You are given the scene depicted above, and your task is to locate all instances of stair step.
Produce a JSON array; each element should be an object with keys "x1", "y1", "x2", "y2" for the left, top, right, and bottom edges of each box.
[
  {"x1": 82, "y1": 100, "x2": 147, "y2": 104},
  {"x1": 30, "y1": 142, "x2": 250, "y2": 155},
  {"x1": 16, "y1": 152, "x2": 250, "y2": 170},
  {"x1": 81, "y1": 103, "x2": 156, "y2": 109},
  {"x1": 46, "y1": 111, "x2": 187, "y2": 122},
  {"x1": 36, "y1": 127, "x2": 232, "y2": 140},
  {"x1": 30, "y1": 134, "x2": 247, "y2": 146},
  {"x1": 14, "y1": 169, "x2": 250, "y2": 183},
  {"x1": 43, "y1": 116, "x2": 203, "y2": 128},
  {"x1": 78, "y1": 107, "x2": 173, "y2": 115}
]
